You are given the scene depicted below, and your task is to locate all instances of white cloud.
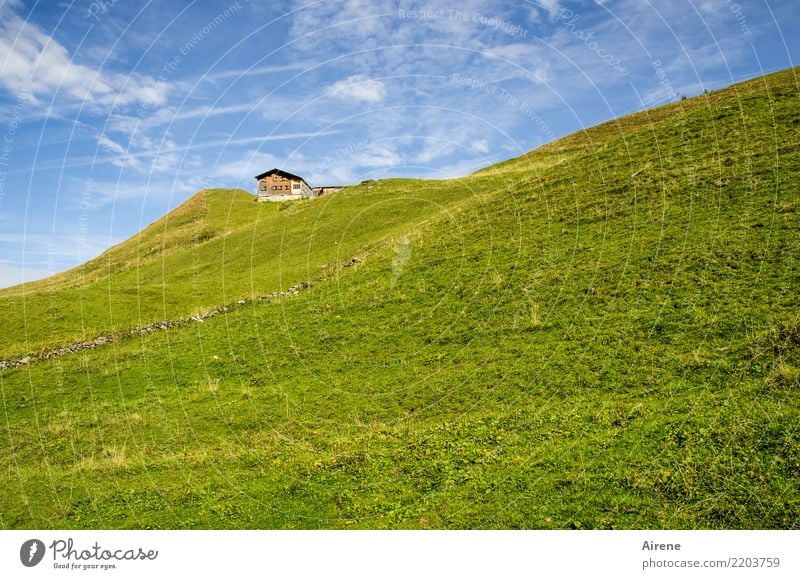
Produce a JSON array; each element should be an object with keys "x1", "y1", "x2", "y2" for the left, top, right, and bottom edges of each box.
[
  {"x1": 696, "y1": 0, "x2": 725, "y2": 13},
  {"x1": 200, "y1": 62, "x2": 316, "y2": 84},
  {"x1": 97, "y1": 135, "x2": 127, "y2": 156},
  {"x1": 328, "y1": 74, "x2": 387, "y2": 103},
  {"x1": 471, "y1": 139, "x2": 490, "y2": 153},
  {"x1": 96, "y1": 135, "x2": 144, "y2": 171},
  {"x1": 487, "y1": 43, "x2": 552, "y2": 83},
  {"x1": 209, "y1": 151, "x2": 289, "y2": 184},
  {"x1": 349, "y1": 144, "x2": 402, "y2": 168},
  {"x1": 0, "y1": 4, "x2": 169, "y2": 110},
  {"x1": 153, "y1": 102, "x2": 259, "y2": 124},
  {"x1": 310, "y1": 143, "x2": 402, "y2": 183},
  {"x1": 538, "y1": 0, "x2": 564, "y2": 18},
  {"x1": 149, "y1": 152, "x2": 180, "y2": 175}
]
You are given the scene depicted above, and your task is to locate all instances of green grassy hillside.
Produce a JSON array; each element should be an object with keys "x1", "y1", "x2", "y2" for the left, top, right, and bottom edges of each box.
[
  {"x1": 0, "y1": 179, "x2": 474, "y2": 359},
  {"x1": 0, "y1": 67, "x2": 798, "y2": 529}
]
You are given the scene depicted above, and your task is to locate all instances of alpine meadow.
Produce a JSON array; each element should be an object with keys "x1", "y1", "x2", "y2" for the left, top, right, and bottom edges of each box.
[{"x1": 1, "y1": 66, "x2": 798, "y2": 530}]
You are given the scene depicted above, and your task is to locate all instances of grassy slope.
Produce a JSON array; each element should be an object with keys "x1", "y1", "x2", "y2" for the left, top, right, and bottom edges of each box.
[
  {"x1": 0, "y1": 179, "x2": 471, "y2": 358},
  {"x1": 0, "y1": 68, "x2": 798, "y2": 529}
]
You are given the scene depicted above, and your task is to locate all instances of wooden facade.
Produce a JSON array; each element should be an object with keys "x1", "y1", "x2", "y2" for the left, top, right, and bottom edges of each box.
[{"x1": 255, "y1": 169, "x2": 314, "y2": 202}]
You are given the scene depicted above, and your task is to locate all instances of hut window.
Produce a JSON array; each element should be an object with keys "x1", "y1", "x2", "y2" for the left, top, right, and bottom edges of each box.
[{"x1": 293, "y1": 184, "x2": 300, "y2": 189}]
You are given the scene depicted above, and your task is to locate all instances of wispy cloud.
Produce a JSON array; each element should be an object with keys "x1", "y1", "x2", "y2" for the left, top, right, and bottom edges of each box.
[
  {"x1": 12, "y1": 131, "x2": 339, "y2": 176},
  {"x1": 537, "y1": 0, "x2": 564, "y2": 18},
  {"x1": 328, "y1": 74, "x2": 387, "y2": 103},
  {"x1": 471, "y1": 139, "x2": 490, "y2": 153},
  {"x1": 199, "y1": 61, "x2": 316, "y2": 83},
  {"x1": 0, "y1": 3, "x2": 169, "y2": 110}
]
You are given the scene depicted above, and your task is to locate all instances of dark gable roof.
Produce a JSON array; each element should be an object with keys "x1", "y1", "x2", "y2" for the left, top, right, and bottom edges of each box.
[{"x1": 254, "y1": 168, "x2": 309, "y2": 186}]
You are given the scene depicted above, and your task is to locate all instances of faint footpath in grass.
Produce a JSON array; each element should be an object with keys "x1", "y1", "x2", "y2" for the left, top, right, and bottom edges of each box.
[
  {"x1": 47, "y1": 415, "x2": 73, "y2": 437},
  {"x1": 530, "y1": 301, "x2": 542, "y2": 329},
  {"x1": 207, "y1": 377, "x2": 220, "y2": 394},
  {"x1": 78, "y1": 446, "x2": 128, "y2": 471},
  {"x1": 391, "y1": 236, "x2": 412, "y2": 289}
]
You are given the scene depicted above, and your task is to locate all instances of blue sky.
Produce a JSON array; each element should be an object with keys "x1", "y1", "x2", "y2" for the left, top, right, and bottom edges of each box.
[{"x1": 0, "y1": 0, "x2": 797, "y2": 287}]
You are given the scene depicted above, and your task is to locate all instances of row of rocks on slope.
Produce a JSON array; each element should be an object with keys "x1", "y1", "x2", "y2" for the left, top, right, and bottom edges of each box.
[{"x1": 0, "y1": 281, "x2": 313, "y2": 372}]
